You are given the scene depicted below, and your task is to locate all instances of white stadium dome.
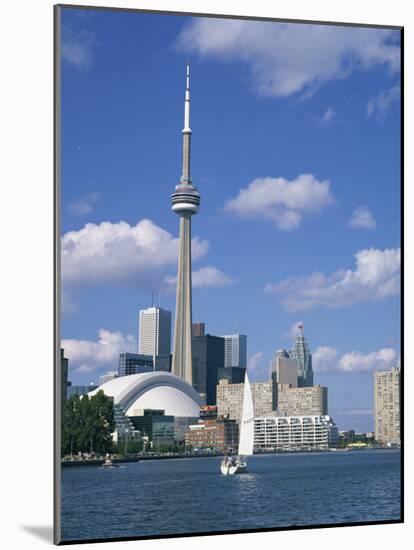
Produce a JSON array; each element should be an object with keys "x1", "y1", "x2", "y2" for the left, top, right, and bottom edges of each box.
[{"x1": 88, "y1": 371, "x2": 203, "y2": 417}]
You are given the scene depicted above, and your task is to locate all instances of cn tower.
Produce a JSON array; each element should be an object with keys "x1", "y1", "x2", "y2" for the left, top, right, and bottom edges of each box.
[{"x1": 171, "y1": 65, "x2": 200, "y2": 384}]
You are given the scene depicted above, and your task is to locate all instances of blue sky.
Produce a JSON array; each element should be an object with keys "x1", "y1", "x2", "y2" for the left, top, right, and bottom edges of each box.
[{"x1": 60, "y1": 7, "x2": 401, "y2": 432}]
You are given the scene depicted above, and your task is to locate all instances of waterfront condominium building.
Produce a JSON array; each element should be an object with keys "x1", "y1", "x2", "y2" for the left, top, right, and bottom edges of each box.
[
  {"x1": 192, "y1": 334, "x2": 225, "y2": 405},
  {"x1": 269, "y1": 354, "x2": 298, "y2": 387},
  {"x1": 216, "y1": 379, "x2": 276, "y2": 421},
  {"x1": 374, "y1": 367, "x2": 401, "y2": 445},
  {"x1": 222, "y1": 334, "x2": 247, "y2": 369},
  {"x1": 254, "y1": 415, "x2": 338, "y2": 450},
  {"x1": 290, "y1": 324, "x2": 313, "y2": 387},
  {"x1": 277, "y1": 384, "x2": 328, "y2": 417},
  {"x1": 138, "y1": 306, "x2": 171, "y2": 357},
  {"x1": 185, "y1": 418, "x2": 239, "y2": 452}
]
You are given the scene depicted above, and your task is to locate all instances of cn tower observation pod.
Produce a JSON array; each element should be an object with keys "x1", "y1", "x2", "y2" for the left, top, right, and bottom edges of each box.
[{"x1": 88, "y1": 371, "x2": 204, "y2": 417}]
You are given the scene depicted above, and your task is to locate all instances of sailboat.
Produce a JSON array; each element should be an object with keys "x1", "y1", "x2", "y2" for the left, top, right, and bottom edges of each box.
[{"x1": 221, "y1": 371, "x2": 254, "y2": 475}]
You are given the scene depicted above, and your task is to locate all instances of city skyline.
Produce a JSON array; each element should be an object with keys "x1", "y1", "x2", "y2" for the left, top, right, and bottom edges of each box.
[{"x1": 60, "y1": 8, "x2": 401, "y2": 432}]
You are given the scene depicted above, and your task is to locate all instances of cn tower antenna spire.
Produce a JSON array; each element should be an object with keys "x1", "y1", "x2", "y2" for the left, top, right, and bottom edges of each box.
[{"x1": 184, "y1": 63, "x2": 191, "y2": 131}]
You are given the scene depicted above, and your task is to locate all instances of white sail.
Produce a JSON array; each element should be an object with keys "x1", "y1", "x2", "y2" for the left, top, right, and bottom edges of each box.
[{"x1": 238, "y1": 372, "x2": 254, "y2": 456}]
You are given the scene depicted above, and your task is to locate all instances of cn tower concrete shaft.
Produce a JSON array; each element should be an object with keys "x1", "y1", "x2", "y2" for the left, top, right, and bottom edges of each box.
[{"x1": 171, "y1": 65, "x2": 200, "y2": 384}]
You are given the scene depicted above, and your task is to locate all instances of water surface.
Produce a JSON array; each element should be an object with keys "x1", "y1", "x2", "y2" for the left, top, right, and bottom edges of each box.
[{"x1": 61, "y1": 449, "x2": 401, "y2": 541}]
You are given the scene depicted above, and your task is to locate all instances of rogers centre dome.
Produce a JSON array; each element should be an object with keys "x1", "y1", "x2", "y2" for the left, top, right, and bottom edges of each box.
[{"x1": 88, "y1": 371, "x2": 203, "y2": 417}]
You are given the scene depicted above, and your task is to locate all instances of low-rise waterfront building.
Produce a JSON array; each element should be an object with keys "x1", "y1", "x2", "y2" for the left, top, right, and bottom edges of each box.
[
  {"x1": 254, "y1": 415, "x2": 337, "y2": 450},
  {"x1": 129, "y1": 409, "x2": 175, "y2": 449},
  {"x1": 174, "y1": 416, "x2": 200, "y2": 443},
  {"x1": 185, "y1": 418, "x2": 239, "y2": 451}
]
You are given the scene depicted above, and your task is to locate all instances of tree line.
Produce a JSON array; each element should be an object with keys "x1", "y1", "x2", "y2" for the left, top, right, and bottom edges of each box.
[{"x1": 61, "y1": 390, "x2": 115, "y2": 456}]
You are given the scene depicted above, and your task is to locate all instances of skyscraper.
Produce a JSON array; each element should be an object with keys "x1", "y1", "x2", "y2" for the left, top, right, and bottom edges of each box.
[
  {"x1": 118, "y1": 353, "x2": 153, "y2": 376},
  {"x1": 192, "y1": 334, "x2": 225, "y2": 405},
  {"x1": 374, "y1": 367, "x2": 400, "y2": 445},
  {"x1": 269, "y1": 355, "x2": 298, "y2": 387},
  {"x1": 171, "y1": 65, "x2": 200, "y2": 384},
  {"x1": 290, "y1": 324, "x2": 313, "y2": 387},
  {"x1": 138, "y1": 306, "x2": 171, "y2": 357},
  {"x1": 61, "y1": 348, "x2": 69, "y2": 411},
  {"x1": 223, "y1": 334, "x2": 247, "y2": 369}
]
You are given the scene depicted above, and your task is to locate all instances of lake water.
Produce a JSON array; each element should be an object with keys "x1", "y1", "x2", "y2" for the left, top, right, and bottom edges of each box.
[{"x1": 60, "y1": 449, "x2": 401, "y2": 542}]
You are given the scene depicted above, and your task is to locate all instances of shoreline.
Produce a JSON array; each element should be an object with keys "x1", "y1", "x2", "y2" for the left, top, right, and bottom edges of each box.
[{"x1": 61, "y1": 446, "x2": 399, "y2": 467}]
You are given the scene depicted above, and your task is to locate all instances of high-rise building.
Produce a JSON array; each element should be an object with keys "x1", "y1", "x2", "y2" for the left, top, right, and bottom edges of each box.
[
  {"x1": 218, "y1": 366, "x2": 246, "y2": 385},
  {"x1": 118, "y1": 353, "x2": 153, "y2": 377},
  {"x1": 99, "y1": 371, "x2": 118, "y2": 385},
  {"x1": 223, "y1": 334, "x2": 247, "y2": 369},
  {"x1": 290, "y1": 324, "x2": 313, "y2": 387},
  {"x1": 192, "y1": 334, "x2": 225, "y2": 405},
  {"x1": 138, "y1": 307, "x2": 171, "y2": 357},
  {"x1": 192, "y1": 322, "x2": 205, "y2": 337},
  {"x1": 171, "y1": 65, "x2": 201, "y2": 384},
  {"x1": 61, "y1": 348, "x2": 69, "y2": 410},
  {"x1": 277, "y1": 385, "x2": 327, "y2": 417},
  {"x1": 270, "y1": 355, "x2": 298, "y2": 387},
  {"x1": 374, "y1": 367, "x2": 401, "y2": 445},
  {"x1": 217, "y1": 379, "x2": 276, "y2": 421}
]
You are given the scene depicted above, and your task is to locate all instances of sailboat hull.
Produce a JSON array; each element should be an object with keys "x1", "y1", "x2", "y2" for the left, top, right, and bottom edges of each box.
[{"x1": 220, "y1": 459, "x2": 247, "y2": 475}]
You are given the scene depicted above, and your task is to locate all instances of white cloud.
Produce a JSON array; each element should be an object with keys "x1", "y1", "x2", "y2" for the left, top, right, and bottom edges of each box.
[
  {"x1": 62, "y1": 329, "x2": 136, "y2": 374},
  {"x1": 61, "y1": 289, "x2": 78, "y2": 315},
  {"x1": 165, "y1": 266, "x2": 235, "y2": 290},
  {"x1": 265, "y1": 247, "x2": 400, "y2": 311},
  {"x1": 61, "y1": 218, "x2": 209, "y2": 288},
  {"x1": 348, "y1": 206, "x2": 377, "y2": 229},
  {"x1": 320, "y1": 106, "x2": 336, "y2": 126},
  {"x1": 176, "y1": 20, "x2": 399, "y2": 98},
  {"x1": 367, "y1": 84, "x2": 400, "y2": 119},
  {"x1": 61, "y1": 26, "x2": 96, "y2": 68},
  {"x1": 67, "y1": 193, "x2": 100, "y2": 216},
  {"x1": 248, "y1": 351, "x2": 264, "y2": 371},
  {"x1": 224, "y1": 174, "x2": 333, "y2": 230},
  {"x1": 192, "y1": 266, "x2": 235, "y2": 288},
  {"x1": 313, "y1": 345, "x2": 398, "y2": 373},
  {"x1": 338, "y1": 347, "x2": 398, "y2": 373},
  {"x1": 313, "y1": 346, "x2": 339, "y2": 372}
]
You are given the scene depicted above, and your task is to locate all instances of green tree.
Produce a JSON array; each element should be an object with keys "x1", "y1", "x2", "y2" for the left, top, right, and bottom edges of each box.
[{"x1": 61, "y1": 391, "x2": 115, "y2": 456}]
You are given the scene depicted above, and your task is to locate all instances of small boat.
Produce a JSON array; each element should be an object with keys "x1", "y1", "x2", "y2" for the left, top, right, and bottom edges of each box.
[
  {"x1": 102, "y1": 454, "x2": 119, "y2": 468},
  {"x1": 221, "y1": 371, "x2": 254, "y2": 475}
]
